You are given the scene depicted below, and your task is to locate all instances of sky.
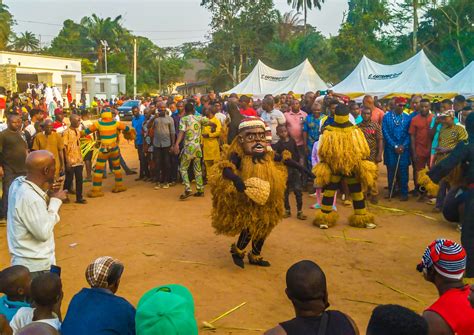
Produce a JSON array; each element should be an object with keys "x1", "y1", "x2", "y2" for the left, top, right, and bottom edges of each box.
[{"x1": 5, "y1": 0, "x2": 349, "y2": 48}]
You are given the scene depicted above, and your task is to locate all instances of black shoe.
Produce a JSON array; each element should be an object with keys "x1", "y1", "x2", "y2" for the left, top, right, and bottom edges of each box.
[
  {"x1": 230, "y1": 243, "x2": 245, "y2": 268},
  {"x1": 179, "y1": 190, "x2": 192, "y2": 200},
  {"x1": 193, "y1": 191, "x2": 204, "y2": 197},
  {"x1": 135, "y1": 176, "x2": 144, "y2": 181},
  {"x1": 126, "y1": 170, "x2": 137, "y2": 175},
  {"x1": 248, "y1": 253, "x2": 271, "y2": 267},
  {"x1": 400, "y1": 195, "x2": 409, "y2": 201},
  {"x1": 75, "y1": 199, "x2": 87, "y2": 204}
]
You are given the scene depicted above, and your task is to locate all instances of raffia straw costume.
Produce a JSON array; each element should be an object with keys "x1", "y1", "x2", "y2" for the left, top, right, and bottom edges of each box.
[
  {"x1": 312, "y1": 104, "x2": 377, "y2": 229},
  {"x1": 82, "y1": 109, "x2": 135, "y2": 197},
  {"x1": 209, "y1": 117, "x2": 306, "y2": 268}
]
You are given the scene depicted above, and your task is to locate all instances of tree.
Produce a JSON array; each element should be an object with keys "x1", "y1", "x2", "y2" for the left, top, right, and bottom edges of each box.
[
  {"x1": 0, "y1": 2, "x2": 14, "y2": 49},
  {"x1": 276, "y1": 11, "x2": 305, "y2": 42},
  {"x1": 12, "y1": 31, "x2": 40, "y2": 52},
  {"x1": 201, "y1": 0, "x2": 278, "y2": 87},
  {"x1": 49, "y1": 19, "x2": 94, "y2": 59},
  {"x1": 80, "y1": 14, "x2": 128, "y2": 72},
  {"x1": 286, "y1": 0, "x2": 325, "y2": 33}
]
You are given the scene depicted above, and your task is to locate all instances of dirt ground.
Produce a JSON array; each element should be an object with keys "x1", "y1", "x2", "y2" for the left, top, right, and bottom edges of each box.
[{"x1": 0, "y1": 140, "x2": 460, "y2": 334}]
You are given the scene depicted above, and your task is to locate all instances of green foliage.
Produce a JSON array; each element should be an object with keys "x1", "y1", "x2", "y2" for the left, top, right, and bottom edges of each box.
[
  {"x1": 12, "y1": 31, "x2": 40, "y2": 52},
  {"x1": 200, "y1": 0, "x2": 278, "y2": 88},
  {"x1": 45, "y1": 15, "x2": 188, "y2": 94},
  {"x1": 0, "y1": 2, "x2": 14, "y2": 49}
]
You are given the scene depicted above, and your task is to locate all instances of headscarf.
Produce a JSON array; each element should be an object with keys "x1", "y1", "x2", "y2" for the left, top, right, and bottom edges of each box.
[{"x1": 85, "y1": 256, "x2": 121, "y2": 288}]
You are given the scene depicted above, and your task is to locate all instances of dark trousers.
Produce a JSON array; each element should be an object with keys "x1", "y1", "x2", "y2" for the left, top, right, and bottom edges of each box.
[
  {"x1": 65, "y1": 165, "x2": 84, "y2": 201},
  {"x1": 284, "y1": 168, "x2": 303, "y2": 211},
  {"x1": 2, "y1": 170, "x2": 25, "y2": 218},
  {"x1": 236, "y1": 229, "x2": 265, "y2": 256},
  {"x1": 284, "y1": 189, "x2": 303, "y2": 212},
  {"x1": 170, "y1": 155, "x2": 179, "y2": 183},
  {"x1": 136, "y1": 144, "x2": 148, "y2": 178},
  {"x1": 154, "y1": 147, "x2": 171, "y2": 183},
  {"x1": 387, "y1": 164, "x2": 409, "y2": 197},
  {"x1": 436, "y1": 180, "x2": 449, "y2": 209}
]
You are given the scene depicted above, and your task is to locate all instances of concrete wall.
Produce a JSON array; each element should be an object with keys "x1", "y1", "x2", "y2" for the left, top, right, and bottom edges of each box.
[
  {"x1": 82, "y1": 73, "x2": 127, "y2": 100},
  {"x1": 0, "y1": 51, "x2": 82, "y2": 95}
]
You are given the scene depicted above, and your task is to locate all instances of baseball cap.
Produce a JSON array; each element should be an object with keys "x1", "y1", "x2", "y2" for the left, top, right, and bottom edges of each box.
[{"x1": 136, "y1": 284, "x2": 198, "y2": 335}]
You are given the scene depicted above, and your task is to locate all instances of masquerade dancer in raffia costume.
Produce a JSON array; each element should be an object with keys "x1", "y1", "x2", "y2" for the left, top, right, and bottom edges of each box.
[
  {"x1": 418, "y1": 113, "x2": 474, "y2": 277},
  {"x1": 82, "y1": 109, "x2": 135, "y2": 197},
  {"x1": 313, "y1": 104, "x2": 377, "y2": 229},
  {"x1": 209, "y1": 117, "x2": 313, "y2": 268}
]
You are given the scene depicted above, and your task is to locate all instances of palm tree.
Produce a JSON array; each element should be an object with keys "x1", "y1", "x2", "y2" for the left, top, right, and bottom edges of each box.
[
  {"x1": 286, "y1": 0, "x2": 325, "y2": 33},
  {"x1": 0, "y1": 2, "x2": 14, "y2": 49},
  {"x1": 12, "y1": 31, "x2": 40, "y2": 52},
  {"x1": 277, "y1": 11, "x2": 305, "y2": 41},
  {"x1": 80, "y1": 14, "x2": 126, "y2": 71}
]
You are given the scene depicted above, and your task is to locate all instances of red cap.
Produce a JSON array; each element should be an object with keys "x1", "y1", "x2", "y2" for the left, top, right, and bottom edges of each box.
[
  {"x1": 54, "y1": 108, "x2": 63, "y2": 116},
  {"x1": 394, "y1": 97, "x2": 408, "y2": 105}
]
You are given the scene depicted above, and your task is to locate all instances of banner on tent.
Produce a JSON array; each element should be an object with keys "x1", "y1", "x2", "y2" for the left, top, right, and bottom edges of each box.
[
  {"x1": 260, "y1": 74, "x2": 289, "y2": 82},
  {"x1": 368, "y1": 72, "x2": 402, "y2": 80}
]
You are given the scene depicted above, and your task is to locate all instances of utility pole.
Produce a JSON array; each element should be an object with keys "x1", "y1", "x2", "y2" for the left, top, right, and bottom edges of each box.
[
  {"x1": 100, "y1": 40, "x2": 109, "y2": 77},
  {"x1": 158, "y1": 53, "x2": 162, "y2": 94},
  {"x1": 133, "y1": 38, "x2": 137, "y2": 99}
]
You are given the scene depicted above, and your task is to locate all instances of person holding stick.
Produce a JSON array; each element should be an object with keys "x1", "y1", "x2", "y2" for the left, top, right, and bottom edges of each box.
[{"x1": 382, "y1": 97, "x2": 411, "y2": 201}]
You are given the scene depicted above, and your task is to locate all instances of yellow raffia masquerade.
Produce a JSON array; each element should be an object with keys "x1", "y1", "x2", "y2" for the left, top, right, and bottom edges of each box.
[{"x1": 208, "y1": 139, "x2": 288, "y2": 240}]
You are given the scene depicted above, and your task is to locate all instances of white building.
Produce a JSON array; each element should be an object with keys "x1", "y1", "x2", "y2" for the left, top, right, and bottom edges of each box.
[
  {"x1": 82, "y1": 73, "x2": 126, "y2": 101},
  {"x1": 0, "y1": 51, "x2": 82, "y2": 99}
]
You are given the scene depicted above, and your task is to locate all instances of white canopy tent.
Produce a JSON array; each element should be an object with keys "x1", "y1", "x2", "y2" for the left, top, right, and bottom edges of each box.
[
  {"x1": 222, "y1": 59, "x2": 328, "y2": 99},
  {"x1": 331, "y1": 50, "x2": 449, "y2": 98},
  {"x1": 429, "y1": 61, "x2": 474, "y2": 98}
]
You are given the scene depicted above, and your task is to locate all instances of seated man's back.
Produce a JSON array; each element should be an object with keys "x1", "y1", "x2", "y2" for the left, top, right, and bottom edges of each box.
[{"x1": 61, "y1": 287, "x2": 135, "y2": 335}]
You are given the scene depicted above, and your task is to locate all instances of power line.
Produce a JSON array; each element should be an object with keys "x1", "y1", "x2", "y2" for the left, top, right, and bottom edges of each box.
[{"x1": 16, "y1": 19, "x2": 208, "y2": 33}]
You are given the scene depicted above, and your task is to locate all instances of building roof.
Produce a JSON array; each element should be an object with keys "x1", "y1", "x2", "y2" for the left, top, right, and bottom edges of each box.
[{"x1": 0, "y1": 50, "x2": 82, "y2": 62}]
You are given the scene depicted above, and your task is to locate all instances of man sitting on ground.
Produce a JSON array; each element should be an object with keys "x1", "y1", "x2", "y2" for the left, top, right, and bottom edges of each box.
[
  {"x1": 264, "y1": 260, "x2": 358, "y2": 335},
  {"x1": 418, "y1": 239, "x2": 474, "y2": 335},
  {"x1": 366, "y1": 304, "x2": 428, "y2": 335},
  {"x1": 61, "y1": 256, "x2": 135, "y2": 335},
  {"x1": 0, "y1": 266, "x2": 31, "y2": 322},
  {"x1": 9, "y1": 273, "x2": 62, "y2": 334}
]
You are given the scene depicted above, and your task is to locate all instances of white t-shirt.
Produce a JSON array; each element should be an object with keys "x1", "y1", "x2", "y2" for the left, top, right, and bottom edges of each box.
[
  {"x1": 215, "y1": 112, "x2": 227, "y2": 126},
  {"x1": 260, "y1": 109, "x2": 286, "y2": 144},
  {"x1": 10, "y1": 307, "x2": 61, "y2": 334},
  {"x1": 24, "y1": 124, "x2": 36, "y2": 137}
]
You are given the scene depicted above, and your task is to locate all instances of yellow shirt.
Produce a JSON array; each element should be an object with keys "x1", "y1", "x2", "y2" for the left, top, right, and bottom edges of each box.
[
  {"x1": 32, "y1": 132, "x2": 64, "y2": 177},
  {"x1": 202, "y1": 116, "x2": 221, "y2": 161},
  {"x1": 63, "y1": 128, "x2": 84, "y2": 167}
]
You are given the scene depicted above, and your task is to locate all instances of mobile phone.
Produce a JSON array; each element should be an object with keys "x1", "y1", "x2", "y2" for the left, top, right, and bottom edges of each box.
[{"x1": 50, "y1": 265, "x2": 61, "y2": 277}]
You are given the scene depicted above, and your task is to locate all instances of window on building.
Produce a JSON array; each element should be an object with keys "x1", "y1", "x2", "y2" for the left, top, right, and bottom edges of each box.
[{"x1": 100, "y1": 82, "x2": 105, "y2": 92}]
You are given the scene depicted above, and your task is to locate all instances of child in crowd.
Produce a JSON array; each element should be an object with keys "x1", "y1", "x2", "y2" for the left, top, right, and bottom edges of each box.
[
  {"x1": 9, "y1": 273, "x2": 62, "y2": 334},
  {"x1": 0, "y1": 266, "x2": 31, "y2": 322},
  {"x1": 273, "y1": 125, "x2": 307, "y2": 220}
]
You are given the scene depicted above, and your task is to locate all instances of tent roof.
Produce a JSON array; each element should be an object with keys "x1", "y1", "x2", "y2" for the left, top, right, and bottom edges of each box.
[
  {"x1": 429, "y1": 61, "x2": 474, "y2": 98},
  {"x1": 330, "y1": 50, "x2": 449, "y2": 98},
  {"x1": 223, "y1": 59, "x2": 327, "y2": 98}
]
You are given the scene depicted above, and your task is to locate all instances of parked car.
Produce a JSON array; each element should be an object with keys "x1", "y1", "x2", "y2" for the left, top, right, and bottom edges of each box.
[{"x1": 118, "y1": 100, "x2": 140, "y2": 120}]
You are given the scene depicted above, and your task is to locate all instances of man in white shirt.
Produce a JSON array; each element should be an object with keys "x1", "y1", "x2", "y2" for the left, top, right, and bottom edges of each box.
[
  {"x1": 7, "y1": 150, "x2": 67, "y2": 275},
  {"x1": 260, "y1": 97, "x2": 286, "y2": 144}
]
